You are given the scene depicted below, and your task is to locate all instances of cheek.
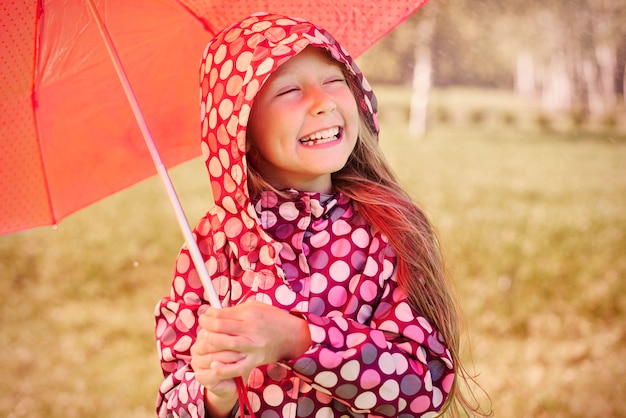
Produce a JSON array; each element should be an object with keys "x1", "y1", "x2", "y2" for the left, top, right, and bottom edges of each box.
[
  {"x1": 344, "y1": 100, "x2": 360, "y2": 134},
  {"x1": 340, "y1": 93, "x2": 359, "y2": 121}
]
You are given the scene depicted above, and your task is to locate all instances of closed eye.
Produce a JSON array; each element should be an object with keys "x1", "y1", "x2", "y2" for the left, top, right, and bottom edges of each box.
[
  {"x1": 325, "y1": 77, "x2": 346, "y2": 85},
  {"x1": 276, "y1": 87, "x2": 299, "y2": 96}
]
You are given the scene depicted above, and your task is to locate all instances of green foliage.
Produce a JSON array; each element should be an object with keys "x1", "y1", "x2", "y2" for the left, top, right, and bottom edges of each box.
[{"x1": 1, "y1": 88, "x2": 625, "y2": 417}]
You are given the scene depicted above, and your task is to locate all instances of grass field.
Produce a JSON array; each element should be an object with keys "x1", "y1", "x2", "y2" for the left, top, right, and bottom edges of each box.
[{"x1": 1, "y1": 88, "x2": 625, "y2": 417}]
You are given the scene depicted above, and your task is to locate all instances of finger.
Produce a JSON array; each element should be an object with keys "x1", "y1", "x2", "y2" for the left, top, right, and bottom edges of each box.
[
  {"x1": 191, "y1": 329, "x2": 215, "y2": 355},
  {"x1": 208, "y1": 359, "x2": 249, "y2": 380},
  {"x1": 199, "y1": 312, "x2": 247, "y2": 335},
  {"x1": 199, "y1": 330, "x2": 249, "y2": 353},
  {"x1": 196, "y1": 327, "x2": 242, "y2": 354},
  {"x1": 192, "y1": 348, "x2": 246, "y2": 369},
  {"x1": 192, "y1": 354, "x2": 239, "y2": 389},
  {"x1": 193, "y1": 363, "x2": 222, "y2": 389},
  {"x1": 210, "y1": 350, "x2": 247, "y2": 364},
  {"x1": 204, "y1": 303, "x2": 261, "y2": 323},
  {"x1": 205, "y1": 377, "x2": 238, "y2": 397},
  {"x1": 191, "y1": 356, "x2": 212, "y2": 374}
]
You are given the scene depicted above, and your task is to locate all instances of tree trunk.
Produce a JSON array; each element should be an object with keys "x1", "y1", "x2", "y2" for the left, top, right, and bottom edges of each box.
[
  {"x1": 595, "y1": 43, "x2": 617, "y2": 112},
  {"x1": 582, "y1": 58, "x2": 603, "y2": 116},
  {"x1": 617, "y1": 36, "x2": 626, "y2": 103},
  {"x1": 409, "y1": 45, "x2": 432, "y2": 137},
  {"x1": 541, "y1": 55, "x2": 571, "y2": 112},
  {"x1": 516, "y1": 52, "x2": 536, "y2": 99},
  {"x1": 408, "y1": 3, "x2": 438, "y2": 138}
]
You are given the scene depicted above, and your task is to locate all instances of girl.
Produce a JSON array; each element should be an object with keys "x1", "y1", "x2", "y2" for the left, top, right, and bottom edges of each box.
[{"x1": 156, "y1": 12, "x2": 486, "y2": 418}]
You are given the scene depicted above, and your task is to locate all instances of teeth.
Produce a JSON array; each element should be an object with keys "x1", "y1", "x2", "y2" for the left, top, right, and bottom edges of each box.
[
  {"x1": 300, "y1": 127, "x2": 340, "y2": 145},
  {"x1": 302, "y1": 136, "x2": 337, "y2": 146}
]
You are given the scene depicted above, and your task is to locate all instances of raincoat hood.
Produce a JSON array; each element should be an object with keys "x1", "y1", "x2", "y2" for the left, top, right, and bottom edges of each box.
[{"x1": 199, "y1": 12, "x2": 378, "y2": 279}]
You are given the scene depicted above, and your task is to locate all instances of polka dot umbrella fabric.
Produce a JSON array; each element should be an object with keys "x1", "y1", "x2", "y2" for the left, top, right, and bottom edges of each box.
[{"x1": 0, "y1": 0, "x2": 427, "y2": 235}]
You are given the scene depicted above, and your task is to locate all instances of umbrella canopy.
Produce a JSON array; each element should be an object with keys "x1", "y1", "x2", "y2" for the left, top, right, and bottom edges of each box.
[{"x1": 0, "y1": 0, "x2": 427, "y2": 235}]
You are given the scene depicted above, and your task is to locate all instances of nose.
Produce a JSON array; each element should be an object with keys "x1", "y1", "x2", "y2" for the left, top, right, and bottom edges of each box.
[{"x1": 308, "y1": 86, "x2": 337, "y2": 116}]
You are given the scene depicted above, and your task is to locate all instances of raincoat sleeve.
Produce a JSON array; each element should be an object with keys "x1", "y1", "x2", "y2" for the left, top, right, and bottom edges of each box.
[
  {"x1": 281, "y1": 249, "x2": 455, "y2": 417},
  {"x1": 154, "y1": 213, "x2": 231, "y2": 418}
]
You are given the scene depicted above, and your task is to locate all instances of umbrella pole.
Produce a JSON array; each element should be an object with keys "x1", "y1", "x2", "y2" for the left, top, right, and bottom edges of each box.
[
  {"x1": 84, "y1": 0, "x2": 222, "y2": 309},
  {"x1": 86, "y1": 4, "x2": 256, "y2": 415},
  {"x1": 85, "y1": 3, "x2": 258, "y2": 415}
]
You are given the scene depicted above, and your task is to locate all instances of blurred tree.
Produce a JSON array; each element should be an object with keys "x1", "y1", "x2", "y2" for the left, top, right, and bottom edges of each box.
[
  {"x1": 360, "y1": 0, "x2": 521, "y2": 87},
  {"x1": 586, "y1": 0, "x2": 626, "y2": 114},
  {"x1": 358, "y1": 0, "x2": 626, "y2": 121},
  {"x1": 521, "y1": 0, "x2": 626, "y2": 116}
]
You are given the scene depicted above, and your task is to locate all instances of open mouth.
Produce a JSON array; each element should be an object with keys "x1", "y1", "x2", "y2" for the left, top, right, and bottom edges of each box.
[{"x1": 299, "y1": 127, "x2": 341, "y2": 146}]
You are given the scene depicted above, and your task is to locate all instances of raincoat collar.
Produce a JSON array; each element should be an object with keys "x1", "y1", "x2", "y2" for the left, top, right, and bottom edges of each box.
[
  {"x1": 199, "y1": 13, "x2": 378, "y2": 277},
  {"x1": 254, "y1": 190, "x2": 344, "y2": 222}
]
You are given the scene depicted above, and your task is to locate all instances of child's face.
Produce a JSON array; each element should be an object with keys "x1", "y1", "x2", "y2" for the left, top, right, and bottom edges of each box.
[{"x1": 247, "y1": 46, "x2": 359, "y2": 194}]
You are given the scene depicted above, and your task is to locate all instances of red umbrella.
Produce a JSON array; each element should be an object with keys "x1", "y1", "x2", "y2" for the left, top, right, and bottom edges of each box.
[
  {"x1": 1, "y1": 0, "x2": 427, "y2": 236},
  {"x1": 1, "y1": 0, "x2": 426, "y2": 288},
  {"x1": 1, "y1": 0, "x2": 429, "y2": 326},
  {"x1": 2, "y1": 0, "x2": 429, "y2": 288},
  {"x1": 1, "y1": 1, "x2": 428, "y2": 415}
]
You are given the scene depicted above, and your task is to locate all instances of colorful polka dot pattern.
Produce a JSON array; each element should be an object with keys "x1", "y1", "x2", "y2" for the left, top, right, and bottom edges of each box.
[
  {"x1": 155, "y1": 12, "x2": 453, "y2": 418},
  {"x1": 156, "y1": 192, "x2": 454, "y2": 418}
]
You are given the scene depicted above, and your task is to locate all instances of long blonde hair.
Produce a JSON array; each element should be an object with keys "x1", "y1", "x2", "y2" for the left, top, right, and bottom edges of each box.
[{"x1": 340, "y1": 113, "x2": 494, "y2": 416}]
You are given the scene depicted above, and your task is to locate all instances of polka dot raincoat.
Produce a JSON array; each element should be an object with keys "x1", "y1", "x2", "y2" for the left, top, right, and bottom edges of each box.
[{"x1": 155, "y1": 13, "x2": 454, "y2": 418}]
